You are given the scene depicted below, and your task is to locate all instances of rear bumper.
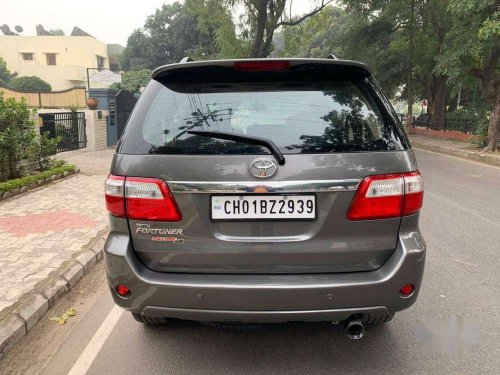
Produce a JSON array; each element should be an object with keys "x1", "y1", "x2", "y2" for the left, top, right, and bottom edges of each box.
[{"x1": 104, "y1": 217, "x2": 426, "y2": 323}]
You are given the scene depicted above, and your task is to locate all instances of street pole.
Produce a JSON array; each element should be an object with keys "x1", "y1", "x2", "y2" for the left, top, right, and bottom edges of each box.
[{"x1": 86, "y1": 68, "x2": 90, "y2": 98}]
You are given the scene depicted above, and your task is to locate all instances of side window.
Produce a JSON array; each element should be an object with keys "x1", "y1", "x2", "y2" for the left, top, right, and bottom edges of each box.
[
  {"x1": 46, "y1": 53, "x2": 57, "y2": 66},
  {"x1": 21, "y1": 53, "x2": 34, "y2": 61},
  {"x1": 97, "y1": 56, "x2": 105, "y2": 69}
]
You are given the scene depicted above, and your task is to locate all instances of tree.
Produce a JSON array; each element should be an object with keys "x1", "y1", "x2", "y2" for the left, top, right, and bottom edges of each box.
[
  {"x1": 9, "y1": 76, "x2": 52, "y2": 92},
  {"x1": 279, "y1": 6, "x2": 407, "y2": 98},
  {"x1": 341, "y1": 0, "x2": 455, "y2": 130},
  {"x1": 121, "y1": 30, "x2": 153, "y2": 70},
  {"x1": 122, "y1": 2, "x2": 199, "y2": 69},
  {"x1": 436, "y1": 0, "x2": 499, "y2": 151},
  {"x1": 185, "y1": 0, "x2": 245, "y2": 58},
  {"x1": 226, "y1": 0, "x2": 333, "y2": 58},
  {"x1": 122, "y1": 1, "x2": 234, "y2": 70},
  {"x1": 0, "y1": 58, "x2": 16, "y2": 87},
  {"x1": 110, "y1": 69, "x2": 152, "y2": 94}
]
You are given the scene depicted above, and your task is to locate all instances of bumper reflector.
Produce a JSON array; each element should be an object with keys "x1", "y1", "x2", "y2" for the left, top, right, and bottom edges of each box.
[
  {"x1": 399, "y1": 284, "x2": 415, "y2": 297},
  {"x1": 116, "y1": 285, "x2": 131, "y2": 297}
]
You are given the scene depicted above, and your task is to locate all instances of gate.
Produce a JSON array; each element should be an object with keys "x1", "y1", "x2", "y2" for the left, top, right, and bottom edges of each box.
[
  {"x1": 115, "y1": 90, "x2": 137, "y2": 141},
  {"x1": 39, "y1": 112, "x2": 87, "y2": 152}
]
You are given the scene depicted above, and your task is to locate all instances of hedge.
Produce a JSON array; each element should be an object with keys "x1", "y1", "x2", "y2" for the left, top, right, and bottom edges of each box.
[{"x1": 0, "y1": 164, "x2": 76, "y2": 193}]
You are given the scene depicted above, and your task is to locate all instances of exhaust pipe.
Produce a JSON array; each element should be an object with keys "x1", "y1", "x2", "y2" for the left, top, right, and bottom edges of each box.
[{"x1": 345, "y1": 316, "x2": 364, "y2": 340}]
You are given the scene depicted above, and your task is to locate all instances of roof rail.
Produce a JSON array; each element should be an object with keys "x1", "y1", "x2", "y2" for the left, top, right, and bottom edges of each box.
[
  {"x1": 179, "y1": 56, "x2": 194, "y2": 63},
  {"x1": 326, "y1": 53, "x2": 338, "y2": 60}
]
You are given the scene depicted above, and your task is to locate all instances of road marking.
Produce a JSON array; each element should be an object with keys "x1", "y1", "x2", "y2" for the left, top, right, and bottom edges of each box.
[
  {"x1": 68, "y1": 305, "x2": 124, "y2": 375},
  {"x1": 449, "y1": 258, "x2": 478, "y2": 267},
  {"x1": 465, "y1": 173, "x2": 482, "y2": 178}
]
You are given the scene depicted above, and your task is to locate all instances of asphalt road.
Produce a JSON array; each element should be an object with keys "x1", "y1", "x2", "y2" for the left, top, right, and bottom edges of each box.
[{"x1": 1, "y1": 149, "x2": 499, "y2": 375}]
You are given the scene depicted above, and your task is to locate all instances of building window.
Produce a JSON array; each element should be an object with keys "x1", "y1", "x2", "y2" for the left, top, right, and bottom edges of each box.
[
  {"x1": 97, "y1": 56, "x2": 105, "y2": 69},
  {"x1": 46, "y1": 53, "x2": 57, "y2": 65},
  {"x1": 22, "y1": 53, "x2": 34, "y2": 61}
]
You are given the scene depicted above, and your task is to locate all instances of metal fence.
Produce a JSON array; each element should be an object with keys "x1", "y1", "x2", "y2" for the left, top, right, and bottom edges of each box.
[{"x1": 39, "y1": 112, "x2": 87, "y2": 152}]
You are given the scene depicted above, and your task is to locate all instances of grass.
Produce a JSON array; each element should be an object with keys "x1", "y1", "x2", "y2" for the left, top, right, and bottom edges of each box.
[{"x1": 0, "y1": 164, "x2": 77, "y2": 193}]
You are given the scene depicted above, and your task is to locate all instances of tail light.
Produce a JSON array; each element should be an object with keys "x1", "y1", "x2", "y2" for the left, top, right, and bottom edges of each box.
[
  {"x1": 105, "y1": 175, "x2": 182, "y2": 221},
  {"x1": 347, "y1": 171, "x2": 424, "y2": 221},
  {"x1": 402, "y1": 171, "x2": 424, "y2": 215},
  {"x1": 234, "y1": 60, "x2": 290, "y2": 71},
  {"x1": 105, "y1": 175, "x2": 126, "y2": 218}
]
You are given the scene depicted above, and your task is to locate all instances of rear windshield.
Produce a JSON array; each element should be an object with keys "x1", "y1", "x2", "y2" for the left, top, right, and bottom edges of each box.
[{"x1": 119, "y1": 72, "x2": 407, "y2": 155}]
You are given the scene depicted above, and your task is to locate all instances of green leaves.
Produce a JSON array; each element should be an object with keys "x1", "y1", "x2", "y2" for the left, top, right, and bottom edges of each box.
[
  {"x1": 0, "y1": 57, "x2": 15, "y2": 87},
  {"x1": 0, "y1": 164, "x2": 76, "y2": 193},
  {"x1": 110, "y1": 69, "x2": 152, "y2": 94},
  {"x1": 48, "y1": 308, "x2": 77, "y2": 325},
  {"x1": 478, "y1": 12, "x2": 500, "y2": 41},
  {"x1": 0, "y1": 93, "x2": 63, "y2": 179},
  {"x1": 121, "y1": 1, "x2": 237, "y2": 70},
  {"x1": 9, "y1": 76, "x2": 52, "y2": 93}
]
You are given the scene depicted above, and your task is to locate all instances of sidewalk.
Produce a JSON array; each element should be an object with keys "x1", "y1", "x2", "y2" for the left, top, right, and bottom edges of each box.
[
  {"x1": 0, "y1": 148, "x2": 113, "y2": 358},
  {"x1": 409, "y1": 134, "x2": 500, "y2": 167}
]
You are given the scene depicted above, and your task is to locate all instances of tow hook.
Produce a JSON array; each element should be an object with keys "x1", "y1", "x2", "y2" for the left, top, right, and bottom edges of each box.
[{"x1": 345, "y1": 315, "x2": 364, "y2": 340}]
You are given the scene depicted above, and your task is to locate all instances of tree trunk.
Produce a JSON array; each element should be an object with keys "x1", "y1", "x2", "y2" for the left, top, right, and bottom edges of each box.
[
  {"x1": 406, "y1": 0, "x2": 415, "y2": 130},
  {"x1": 430, "y1": 75, "x2": 447, "y2": 130},
  {"x1": 483, "y1": 84, "x2": 500, "y2": 152},
  {"x1": 474, "y1": 47, "x2": 499, "y2": 152},
  {"x1": 248, "y1": 0, "x2": 268, "y2": 58},
  {"x1": 423, "y1": 74, "x2": 433, "y2": 129},
  {"x1": 407, "y1": 74, "x2": 414, "y2": 129},
  {"x1": 259, "y1": 29, "x2": 275, "y2": 57}
]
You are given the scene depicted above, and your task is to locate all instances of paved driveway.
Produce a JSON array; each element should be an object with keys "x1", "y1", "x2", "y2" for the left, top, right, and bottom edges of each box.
[
  {"x1": 56, "y1": 147, "x2": 115, "y2": 175},
  {"x1": 0, "y1": 149, "x2": 113, "y2": 314}
]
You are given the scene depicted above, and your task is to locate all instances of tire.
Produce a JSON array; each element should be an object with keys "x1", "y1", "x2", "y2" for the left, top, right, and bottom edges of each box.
[
  {"x1": 131, "y1": 312, "x2": 170, "y2": 325},
  {"x1": 364, "y1": 313, "x2": 395, "y2": 325}
]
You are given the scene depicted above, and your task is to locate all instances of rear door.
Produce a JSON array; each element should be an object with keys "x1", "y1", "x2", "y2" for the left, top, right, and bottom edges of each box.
[{"x1": 114, "y1": 60, "x2": 415, "y2": 274}]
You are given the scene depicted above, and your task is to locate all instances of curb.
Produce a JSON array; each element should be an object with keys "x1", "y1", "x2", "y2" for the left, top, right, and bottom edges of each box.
[
  {"x1": 0, "y1": 168, "x2": 80, "y2": 202},
  {"x1": 411, "y1": 140, "x2": 500, "y2": 168},
  {"x1": 0, "y1": 228, "x2": 108, "y2": 360}
]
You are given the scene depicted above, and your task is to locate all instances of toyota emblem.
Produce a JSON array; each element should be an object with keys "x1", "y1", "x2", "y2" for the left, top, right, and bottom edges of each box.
[{"x1": 249, "y1": 159, "x2": 277, "y2": 179}]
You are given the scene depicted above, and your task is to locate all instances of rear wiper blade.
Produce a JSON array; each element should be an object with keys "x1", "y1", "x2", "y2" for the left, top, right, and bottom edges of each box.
[{"x1": 187, "y1": 130, "x2": 286, "y2": 165}]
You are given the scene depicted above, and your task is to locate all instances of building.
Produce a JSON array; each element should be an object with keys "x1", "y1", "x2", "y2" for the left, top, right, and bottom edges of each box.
[
  {"x1": 0, "y1": 27, "x2": 122, "y2": 91},
  {"x1": 107, "y1": 44, "x2": 125, "y2": 71}
]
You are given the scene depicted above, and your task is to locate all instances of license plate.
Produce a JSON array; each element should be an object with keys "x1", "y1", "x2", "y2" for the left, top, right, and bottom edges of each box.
[{"x1": 211, "y1": 195, "x2": 316, "y2": 220}]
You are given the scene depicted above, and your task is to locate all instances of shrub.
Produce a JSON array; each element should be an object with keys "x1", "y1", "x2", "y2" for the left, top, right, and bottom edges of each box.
[
  {"x1": 445, "y1": 108, "x2": 478, "y2": 133},
  {"x1": 35, "y1": 132, "x2": 59, "y2": 170},
  {"x1": 9, "y1": 76, "x2": 52, "y2": 93},
  {"x1": 0, "y1": 164, "x2": 76, "y2": 193},
  {"x1": 445, "y1": 107, "x2": 489, "y2": 135},
  {"x1": 0, "y1": 93, "x2": 37, "y2": 178},
  {"x1": 0, "y1": 93, "x2": 59, "y2": 180}
]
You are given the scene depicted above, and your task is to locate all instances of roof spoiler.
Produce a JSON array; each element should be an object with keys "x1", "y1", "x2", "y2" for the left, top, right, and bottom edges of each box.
[{"x1": 152, "y1": 58, "x2": 371, "y2": 80}]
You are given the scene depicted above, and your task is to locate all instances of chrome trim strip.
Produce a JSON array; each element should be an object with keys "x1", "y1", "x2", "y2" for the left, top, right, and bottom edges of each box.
[{"x1": 168, "y1": 180, "x2": 360, "y2": 193}]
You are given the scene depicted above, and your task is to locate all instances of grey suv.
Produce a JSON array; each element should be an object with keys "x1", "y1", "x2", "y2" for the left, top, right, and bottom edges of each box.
[{"x1": 104, "y1": 58, "x2": 425, "y2": 339}]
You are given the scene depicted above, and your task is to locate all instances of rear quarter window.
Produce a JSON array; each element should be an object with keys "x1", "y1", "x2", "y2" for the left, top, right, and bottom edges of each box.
[{"x1": 119, "y1": 72, "x2": 408, "y2": 155}]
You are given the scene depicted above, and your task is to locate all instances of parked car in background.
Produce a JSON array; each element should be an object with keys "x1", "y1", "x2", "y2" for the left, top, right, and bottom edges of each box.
[
  {"x1": 414, "y1": 113, "x2": 429, "y2": 127},
  {"x1": 104, "y1": 58, "x2": 426, "y2": 340}
]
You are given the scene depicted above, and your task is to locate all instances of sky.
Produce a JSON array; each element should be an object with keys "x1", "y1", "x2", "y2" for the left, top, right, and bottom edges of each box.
[{"x1": 1, "y1": 0, "x2": 321, "y2": 46}]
